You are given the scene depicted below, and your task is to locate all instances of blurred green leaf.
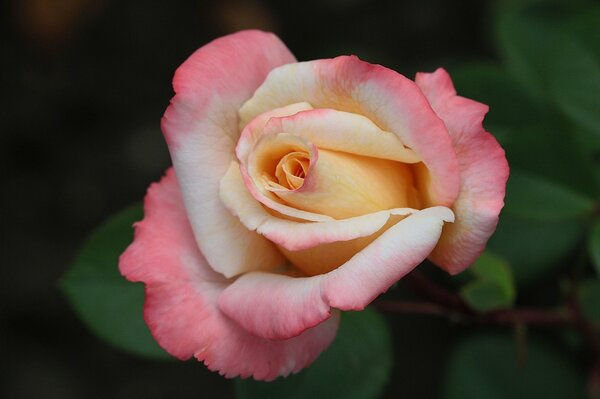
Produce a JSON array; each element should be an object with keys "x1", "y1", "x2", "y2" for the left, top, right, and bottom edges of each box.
[
  {"x1": 547, "y1": 37, "x2": 600, "y2": 135},
  {"x1": 495, "y1": 1, "x2": 600, "y2": 134},
  {"x1": 235, "y1": 309, "x2": 392, "y2": 399},
  {"x1": 504, "y1": 170, "x2": 595, "y2": 221},
  {"x1": 449, "y1": 63, "x2": 544, "y2": 134},
  {"x1": 563, "y1": 4, "x2": 600, "y2": 61},
  {"x1": 61, "y1": 204, "x2": 169, "y2": 359},
  {"x1": 571, "y1": 125, "x2": 600, "y2": 196},
  {"x1": 501, "y1": 122, "x2": 597, "y2": 197},
  {"x1": 443, "y1": 332, "x2": 585, "y2": 399},
  {"x1": 578, "y1": 279, "x2": 600, "y2": 327},
  {"x1": 495, "y1": 5, "x2": 556, "y2": 101},
  {"x1": 460, "y1": 252, "x2": 515, "y2": 312},
  {"x1": 588, "y1": 221, "x2": 600, "y2": 277},
  {"x1": 489, "y1": 215, "x2": 586, "y2": 285}
]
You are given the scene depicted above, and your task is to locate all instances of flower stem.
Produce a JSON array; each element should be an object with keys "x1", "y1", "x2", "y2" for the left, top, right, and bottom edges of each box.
[
  {"x1": 374, "y1": 299, "x2": 570, "y2": 327},
  {"x1": 378, "y1": 271, "x2": 574, "y2": 327},
  {"x1": 403, "y1": 270, "x2": 471, "y2": 313}
]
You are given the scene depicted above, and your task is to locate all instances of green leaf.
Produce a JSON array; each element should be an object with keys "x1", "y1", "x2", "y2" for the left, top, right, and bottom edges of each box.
[
  {"x1": 449, "y1": 63, "x2": 544, "y2": 133},
  {"x1": 61, "y1": 204, "x2": 169, "y2": 359},
  {"x1": 571, "y1": 125, "x2": 600, "y2": 196},
  {"x1": 588, "y1": 221, "x2": 600, "y2": 277},
  {"x1": 563, "y1": 5, "x2": 600, "y2": 61},
  {"x1": 460, "y1": 252, "x2": 515, "y2": 312},
  {"x1": 494, "y1": 5, "x2": 556, "y2": 101},
  {"x1": 578, "y1": 279, "x2": 600, "y2": 327},
  {"x1": 442, "y1": 332, "x2": 585, "y2": 399},
  {"x1": 500, "y1": 121, "x2": 597, "y2": 198},
  {"x1": 504, "y1": 170, "x2": 595, "y2": 221},
  {"x1": 547, "y1": 36, "x2": 600, "y2": 135},
  {"x1": 488, "y1": 215, "x2": 586, "y2": 285},
  {"x1": 235, "y1": 309, "x2": 392, "y2": 399},
  {"x1": 495, "y1": 2, "x2": 600, "y2": 134}
]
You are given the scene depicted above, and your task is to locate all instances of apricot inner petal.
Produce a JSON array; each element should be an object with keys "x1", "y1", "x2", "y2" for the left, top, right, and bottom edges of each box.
[
  {"x1": 246, "y1": 131, "x2": 421, "y2": 220},
  {"x1": 275, "y1": 152, "x2": 310, "y2": 189}
]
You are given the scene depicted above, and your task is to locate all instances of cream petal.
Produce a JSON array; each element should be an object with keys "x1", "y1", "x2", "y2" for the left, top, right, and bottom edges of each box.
[
  {"x1": 161, "y1": 31, "x2": 295, "y2": 277},
  {"x1": 236, "y1": 102, "x2": 314, "y2": 164},
  {"x1": 238, "y1": 56, "x2": 460, "y2": 208},
  {"x1": 245, "y1": 129, "x2": 419, "y2": 220},
  {"x1": 218, "y1": 206, "x2": 454, "y2": 340},
  {"x1": 243, "y1": 134, "x2": 334, "y2": 222},
  {"x1": 219, "y1": 162, "x2": 418, "y2": 253},
  {"x1": 273, "y1": 148, "x2": 418, "y2": 219},
  {"x1": 260, "y1": 108, "x2": 420, "y2": 163}
]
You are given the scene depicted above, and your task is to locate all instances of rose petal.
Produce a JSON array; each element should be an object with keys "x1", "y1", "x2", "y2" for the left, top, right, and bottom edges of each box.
[
  {"x1": 243, "y1": 133, "x2": 334, "y2": 222},
  {"x1": 236, "y1": 102, "x2": 314, "y2": 164},
  {"x1": 238, "y1": 56, "x2": 460, "y2": 207},
  {"x1": 220, "y1": 162, "x2": 418, "y2": 251},
  {"x1": 161, "y1": 30, "x2": 295, "y2": 277},
  {"x1": 218, "y1": 272, "x2": 332, "y2": 340},
  {"x1": 415, "y1": 68, "x2": 509, "y2": 274},
  {"x1": 272, "y1": 148, "x2": 417, "y2": 219},
  {"x1": 218, "y1": 206, "x2": 454, "y2": 340},
  {"x1": 244, "y1": 129, "x2": 417, "y2": 219},
  {"x1": 119, "y1": 168, "x2": 340, "y2": 381},
  {"x1": 238, "y1": 108, "x2": 419, "y2": 164}
]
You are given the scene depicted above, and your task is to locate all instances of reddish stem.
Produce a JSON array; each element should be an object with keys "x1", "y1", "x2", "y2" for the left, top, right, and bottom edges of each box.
[
  {"x1": 567, "y1": 295, "x2": 600, "y2": 353},
  {"x1": 479, "y1": 308, "x2": 572, "y2": 326},
  {"x1": 403, "y1": 270, "x2": 471, "y2": 313},
  {"x1": 393, "y1": 270, "x2": 577, "y2": 327},
  {"x1": 375, "y1": 299, "x2": 571, "y2": 327},
  {"x1": 588, "y1": 357, "x2": 600, "y2": 398}
]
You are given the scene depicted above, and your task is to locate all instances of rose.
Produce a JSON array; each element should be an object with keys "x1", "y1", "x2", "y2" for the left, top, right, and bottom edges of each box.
[{"x1": 119, "y1": 30, "x2": 509, "y2": 381}]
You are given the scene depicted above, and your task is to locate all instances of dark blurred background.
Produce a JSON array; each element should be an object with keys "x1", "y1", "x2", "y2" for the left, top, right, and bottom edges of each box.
[{"x1": 1, "y1": 0, "x2": 493, "y2": 397}]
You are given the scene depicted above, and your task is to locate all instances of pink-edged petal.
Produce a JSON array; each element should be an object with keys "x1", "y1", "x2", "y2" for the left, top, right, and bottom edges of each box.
[
  {"x1": 236, "y1": 102, "x2": 314, "y2": 164},
  {"x1": 321, "y1": 206, "x2": 454, "y2": 309},
  {"x1": 119, "y1": 168, "x2": 340, "y2": 381},
  {"x1": 218, "y1": 272, "x2": 332, "y2": 341},
  {"x1": 220, "y1": 161, "x2": 418, "y2": 251},
  {"x1": 238, "y1": 56, "x2": 460, "y2": 207},
  {"x1": 161, "y1": 30, "x2": 295, "y2": 277},
  {"x1": 239, "y1": 108, "x2": 419, "y2": 163},
  {"x1": 415, "y1": 68, "x2": 509, "y2": 274},
  {"x1": 218, "y1": 206, "x2": 454, "y2": 340}
]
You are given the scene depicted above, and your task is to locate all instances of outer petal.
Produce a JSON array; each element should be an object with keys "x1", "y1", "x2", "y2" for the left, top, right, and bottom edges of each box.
[
  {"x1": 218, "y1": 206, "x2": 454, "y2": 340},
  {"x1": 161, "y1": 30, "x2": 295, "y2": 277},
  {"x1": 415, "y1": 68, "x2": 509, "y2": 274},
  {"x1": 238, "y1": 56, "x2": 460, "y2": 207},
  {"x1": 119, "y1": 169, "x2": 340, "y2": 381}
]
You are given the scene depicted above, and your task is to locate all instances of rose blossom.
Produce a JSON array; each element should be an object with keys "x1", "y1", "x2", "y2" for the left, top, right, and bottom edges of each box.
[{"x1": 119, "y1": 30, "x2": 509, "y2": 380}]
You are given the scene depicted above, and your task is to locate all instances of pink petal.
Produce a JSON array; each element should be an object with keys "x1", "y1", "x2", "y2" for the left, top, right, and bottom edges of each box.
[
  {"x1": 119, "y1": 169, "x2": 340, "y2": 381},
  {"x1": 238, "y1": 56, "x2": 460, "y2": 208},
  {"x1": 415, "y1": 68, "x2": 509, "y2": 274},
  {"x1": 218, "y1": 206, "x2": 454, "y2": 340},
  {"x1": 161, "y1": 30, "x2": 295, "y2": 277},
  {"x1": 218, "y1": 272, "x2": 332, "y2": 341}
]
